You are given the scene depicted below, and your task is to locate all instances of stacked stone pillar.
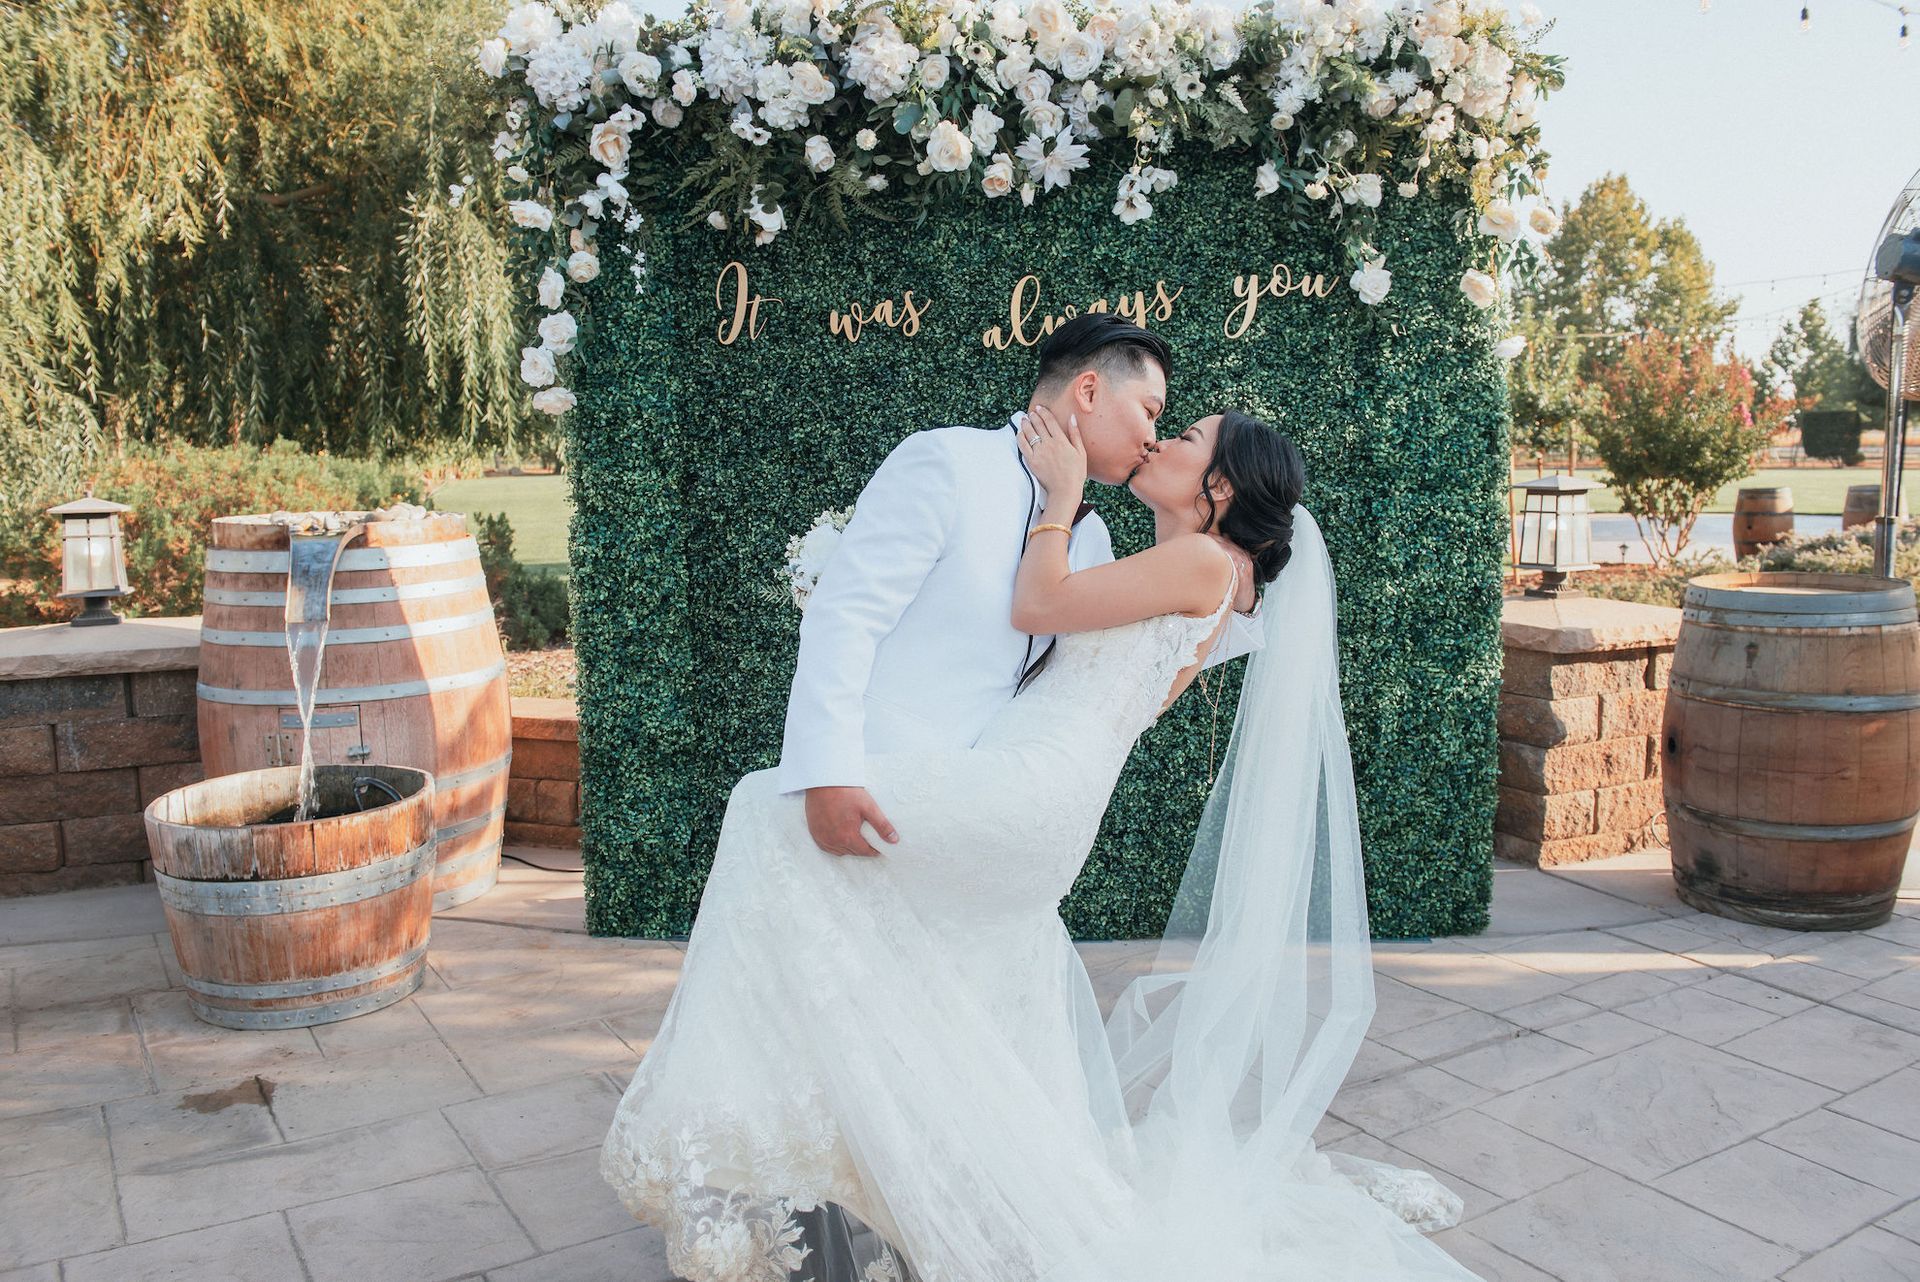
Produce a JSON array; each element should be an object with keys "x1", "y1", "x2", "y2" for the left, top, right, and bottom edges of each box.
[{"x1": 1495, "y1": 595, "x2": 1683, "y2": 867}]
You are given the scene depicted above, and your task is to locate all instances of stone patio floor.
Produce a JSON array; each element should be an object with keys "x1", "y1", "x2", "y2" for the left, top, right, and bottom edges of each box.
[{"x1": 2, "y1": 848, "x2": 1917, "y2": 1282}]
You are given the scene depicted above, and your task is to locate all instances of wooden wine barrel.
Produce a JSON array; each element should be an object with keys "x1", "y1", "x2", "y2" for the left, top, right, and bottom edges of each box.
[
  {"x1": 1841, "y1": 484, "x2": 1910, "y2": 530},
  {"x1": 1662, "y1": 572, "x2": 1920, "y2": 930},
  {"x1": 144, "y1": 765, "x2": 434, "y2": 1029},
  {"x1": 197, "y1": 513, "x2": 510, "y2": 911},
  {"x1": 1732, "y1": 487, "x2": 1793, "y2": 559}
]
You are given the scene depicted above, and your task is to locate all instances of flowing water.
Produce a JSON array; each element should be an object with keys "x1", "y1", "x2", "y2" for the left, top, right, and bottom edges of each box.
[{"x1": 283, "y1": 526, "x2": 365, "y2": 821}]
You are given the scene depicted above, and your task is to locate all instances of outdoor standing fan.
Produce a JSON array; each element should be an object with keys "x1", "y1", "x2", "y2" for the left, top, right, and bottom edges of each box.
[{"x1": 1855, "y1": 166, "x2": 1920, "y2": 578}]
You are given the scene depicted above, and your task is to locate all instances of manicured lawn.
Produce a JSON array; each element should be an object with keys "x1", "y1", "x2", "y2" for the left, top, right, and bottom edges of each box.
[
  {"x1": 431, "y1": 473, "x2": 571, "y2": 577},
  {"x1": 1560, "y1": 465, "x2": 1912, "y2": 516}
]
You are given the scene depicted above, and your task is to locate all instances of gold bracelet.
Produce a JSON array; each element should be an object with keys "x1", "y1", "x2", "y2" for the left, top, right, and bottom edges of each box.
[{"x1": 1026, "y1": 523, "x2": 1073, "y2": 541}]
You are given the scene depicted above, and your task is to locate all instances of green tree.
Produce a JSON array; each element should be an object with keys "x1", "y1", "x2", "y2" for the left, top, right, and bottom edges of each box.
[
  {"x1": 0, "y1": 0, "x2": 531, "y2": 523},
  {"x1": 1765, "y1": 298, "x2": 1859, "y2": 414},
  {"x1": 1588, "y1": 331, "x2": 1780, "y2": 566},
  {"x1": 1529, "y1": 174, "x2": 1738, "y2": 367},
  {"x1": 1506, "y1": 300, "x2": 1600, "y2": 469}
]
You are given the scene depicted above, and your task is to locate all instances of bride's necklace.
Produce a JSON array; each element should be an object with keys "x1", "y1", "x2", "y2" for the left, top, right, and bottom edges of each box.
[{"x1": 1194, "y1": 543, "x2": 1253, "y2": 783}]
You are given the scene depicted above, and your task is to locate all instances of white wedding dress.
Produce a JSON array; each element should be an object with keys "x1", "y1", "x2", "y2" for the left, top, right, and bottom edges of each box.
[{"x1": 603, "y1": 531, "x2": 1482, "y2": 1282}]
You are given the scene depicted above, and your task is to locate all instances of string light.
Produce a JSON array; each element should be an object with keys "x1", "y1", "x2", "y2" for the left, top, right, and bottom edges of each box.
[{"x1": 1801, "y1": 5, "x2": 1812, "y2": 31}]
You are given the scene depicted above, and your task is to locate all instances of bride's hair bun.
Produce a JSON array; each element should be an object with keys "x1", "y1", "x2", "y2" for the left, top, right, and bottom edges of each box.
[{"x1": 1200, "y1": 411, "x2": 1306, "y2": 590}]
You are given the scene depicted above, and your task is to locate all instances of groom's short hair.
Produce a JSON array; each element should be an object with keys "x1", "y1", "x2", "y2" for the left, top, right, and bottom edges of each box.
[{"x1": 1034, "y1": 313, "x2": 1172, "y2": 394}]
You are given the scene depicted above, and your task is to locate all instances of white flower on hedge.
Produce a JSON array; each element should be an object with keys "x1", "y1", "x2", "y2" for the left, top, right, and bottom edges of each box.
[
  {"x1": 1365, "y1": 89, "x2": 1396, "y2": 119},
  {"x1": 1343, "y1": 174, "x2": 1383, "y2": 208},
  {"x1": 506, "y1": 163, "x2": 530, "y2": 183},
  {"x1": 1397, "y1": 179, "x2": 1419, "y2": 198},
  {"x1": 1139, "y1": 166, "x2": 1177, "y2": 194},
  {"x1": 1020, "y1": 180, "x2": 1036, "y2": 206},
  {"x1": 1349, "y1": 257, "x2": 1392, "y2": 306},
  {"x1": 508, "y1": 199, "x2": 554, "y2": 230},
  {"x1": 1303, "y1": 180, "x2": 1328, "y2": 200},
  {"x1": 988, "y1": 0, "x2": 1028, "y2": 45},
  {"x1": 748, "y1": 187, "x2": 786, "y2": 244},
  {"x1": 671, "y1": 69, "x2": 698, "y2": 106},
  {"x1": 926, "y1": 119, "x2": 975, "y2": 173},
  {"x1": 537, "y1": 266, "x2": 566, "y2": 309},
  {"x1": 968, "y1": 104, "x2": 1004, "y2": 153},
  {"x1": 1528, "y1": 204, "x2": 1561, "y2": 237},
  {"x1": 804, "y1": 134, "x2": 835, "y2": 173},
  {"x1": 1016, "y1": 128, "x2": 1088, "y2": 191},
  {"x1": 1459, "y1": 269, "x2": 1499, "y2": 308},
  {"x1": 596, "y1": 172, "x2": 630, "y2": 209},
  {"x1": 589, "y1": 121, "x2": 631, "y2": 170},
  {"x1": 1254, "y1": 160, "x2": 1279, "y2": 198},
  {"x1": 708, "y1": 210, "x2": 729, "y2": 229},
  {"x1": 1016, "y1": 68, "x2": 1054, "y2": 111},
  {"x1": 845, "y1": 26, "x2": 918, "y2": 101},
  {"x1": 1025, "y1": 0, "x2": 1071, "y2": 46},
  {"x1": 531, "y1": 386, "x2": 576, "y2": 416},
  {"x1": 1270, "y1": 110, "x2": 1293, "y2": 131},
  {"x1": 524, "y1": 39, "x2": 593, "y2": 111},
  {"x1": 652, "y1": 97, "x2": 684, "y2": 127},
  {"x1": 567, "y1": 250, "x2": 600, "y2": 282},
  {"x1": 1519, "y1": 4, "x2": 1543, "y2": 28},
  {"x1": 1024, "y1": 100, "x2": 1065, "y2": 137},
  {"x1": 866, "y1": 173, "x2": 889, "y2": 191},
  {"x1": 538, "y1": 310, "x2": 578, "y2": 354},
  {"x1": 855, "y1": 128, "x2": 879, "y2": 151},
  {"x1": 1495, "y1": 333, "x2": 1528, "y2": 360},
  {"x1": 1058, "y1": 31, "x2": 1104, "y2": 79},
  {"x1": 1114, "y1": 171, "x2": 1153, "y2": 224},
  {"x1": 519, "y1": 345, "x2": 557, "y2": 387},
  {"x1": 982, "y1": 156, "x2": 1015, "y2": 197},
  {"x1": 500, "y1": 2, "x2": 561, "y2": 54},
  {"x1": 477, "y1": 38, "x2": 509, "y2": 78},
  {"x1": 1477, "y1": 197, "x2": 1524, "y2": 242},
  {"x1": 590, "y1": 2, "x2": 641, "y2": 53},
  {"x1": 1173, "y1": 70, "x2": 1205, "y2": 102},
  {"x1": 1386, "y1": 67, "x2": 1420, "y2": 98},
  {"x1": 789, "y1": 61, "x2": 835, "y2": 105},
  {"x1": 619, "y1": 51, "x2": 662, "y2": 95},
  {"x1": 919, "y1": 54, "x2": 951, "y2": 90},
  {"x1": 1421, "y1": 103, "x2": 1456, "y2": 142}
]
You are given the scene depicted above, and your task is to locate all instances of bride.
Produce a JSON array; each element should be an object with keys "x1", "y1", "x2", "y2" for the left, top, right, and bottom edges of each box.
[{"x1": 601, "y1": 403, "x2": 1481, "y2": 1282}]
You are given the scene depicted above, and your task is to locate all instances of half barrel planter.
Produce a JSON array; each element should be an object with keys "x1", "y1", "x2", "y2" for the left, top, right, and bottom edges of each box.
[
  {"x1": 144, "y1": 764, "x2": 435, "y2": 1029},
  {"x1": 196, "y1": 513, "x2": 511, "y2": 910},
  {"x1": 1662, "y1": 571, "x2": 1920, "y2": 930}
]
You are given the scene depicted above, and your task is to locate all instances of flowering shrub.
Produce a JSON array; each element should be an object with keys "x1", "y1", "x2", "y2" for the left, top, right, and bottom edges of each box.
[{"x1": 477, "y1": 0, "x2": 1565, "y2": 414}]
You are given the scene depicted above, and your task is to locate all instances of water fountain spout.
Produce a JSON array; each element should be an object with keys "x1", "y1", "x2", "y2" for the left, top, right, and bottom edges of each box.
[{"x1": 284, "y1": 519, "x2": 368, "y2": 821}]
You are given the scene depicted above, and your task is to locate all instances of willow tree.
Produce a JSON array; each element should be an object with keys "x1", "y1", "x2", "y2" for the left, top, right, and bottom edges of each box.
[{"x1": 0, "y1": 0, "x2": 529, "y2": 517}]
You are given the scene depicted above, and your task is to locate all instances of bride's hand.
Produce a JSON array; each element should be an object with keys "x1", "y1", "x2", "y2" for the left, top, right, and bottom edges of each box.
[{"x1": 1017, "y1": 404, "x2": 1087, "y2": 501}]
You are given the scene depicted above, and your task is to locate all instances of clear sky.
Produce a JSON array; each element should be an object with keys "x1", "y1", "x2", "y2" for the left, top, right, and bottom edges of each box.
[{"x1": 1531, "y1": 0, "x2": 1920, "y2": 357}]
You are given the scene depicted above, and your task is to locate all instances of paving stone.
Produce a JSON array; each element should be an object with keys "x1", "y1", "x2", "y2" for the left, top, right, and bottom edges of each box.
[
  {"x1": 1323, "y1": 1130, "x2": 1507, "y2": 1223},
  {"x1": 1328, "y1": 1064, "x2": 1491, "y2": 1138},
  {"x1": 0, "y1": 1159, "x2": 121, "y2": 1269},
  {"x1": 1492, "y1": 993, "x2": 1601, "y2": 1031},
  {"x1": 1721, "y1": 1006, "x2": 1920, "y2": 1091},
  {"x1": 1883, "y1": 1197, "x2": 1920, "y2": 1243},
  {"x1": 1653, "y1": 1138, "x2": 1903, "y2": 1253},
  {"x1": 0, "y1": 1032, "x2": 152, "y2": 1120},
  {"x1": 12, "y1": 997, "x2": 134, "y2": 1051},
  {"x1": 1370, "y1": 949, "x2": 1580, "y2": 1014},
  {"x1": 444, "y1": 1073, "x2": 622, "y2": 1170},
  {"x1": 61, "y1": 1213, "x2": 302, "y2": 1282},
  {"x1": 1536, "y1": 1010, "x2": 1661, "y2": 1056},
  {"x1": 1786, "y1": 934, "x2": 1918, "y2": 983},
  {"x1": 1745, "y1": 959, "x2": 1875, "y2": 1003},
  {"x1": 483, "y1": 1227, "x2": 677, "y2": 1282},
  {"x1": 132, "y1": 991, "x2": 323, "y2": 1090},
  {"x1": 1762, "y1": 1110, "x2": 1920, "y2": 1196},
  {"x1": 1425, "y1": 1228, "x2": 1558, "y2": 1282},
  {"x1": 1436, "y1": 1029, "x2": 1594, "y2": 1092},
  {"x1": 1860, "y1": 964, "x2": 1920, "y2": 1013},
  {"x1": 1692, "y1": 971, "x2": 1819, "y2": 1017},
  {"x1": 1781, "y1": 1226, "x2": 1920, "y2": 1281},
  {"x1": 117, "y1": 1113, "x2": 470, "y2": 1242},
  {"x1": 1392, "y1": 1108, "x2": 1590, "y2": 1201},
  {"x1": 9, "y1": 942, "x2": 167, "y2": 1011},
  {"x1": 1563, "y1": 970, "x2": 1683, "y2": 1010},
  {"x1": 0, "y1": 1264, "x2": 58, "y2": 1282},
  {"x1": 105, "y1": 1079, "x2": 283, "y2": 1174},
  {"x1": 1378, "y1": 1009, "x2": 1524, "y2": 1062},
  {"x1": 433, "y1": 1018, "x2": 641, "y2": 1095},
  {"x1": 1479, "y1": 1034, "x2": 1836, "y2": 1181},
  {"x1": 1365, "y1": 974, "x2": 1474, "y2": 1035},
  {"x1": 1615, "y1": 983, "x2": 1784, "y2": 1046},
  {"x1": 287, "y1": 1167, "x2": 534, "y2": 1282},
  {"x1": 0, "y1": 1107, "x2": 108, "y2": 1178},
  {"x1": 492, "y1": 1148, "x2": 635, "y2": 1252},
  {"x1": 266, "y1": 1038, "x2": 479, "y2": 1141},
  {"x1": 1830, "y1": 1067, "x2": 1920, "y2": 1143},
  {"x1": 307, "y1": 995, "x2": 439, "y2": 1058},
  {"x1": 1835, "y1": 990, "x2": 1920, "y2": 1037}
]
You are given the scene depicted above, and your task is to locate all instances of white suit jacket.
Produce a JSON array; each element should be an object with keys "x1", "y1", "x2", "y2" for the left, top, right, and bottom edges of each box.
[{"x1": 775, "y1": 416, "x2": 1263, "y2": 794}]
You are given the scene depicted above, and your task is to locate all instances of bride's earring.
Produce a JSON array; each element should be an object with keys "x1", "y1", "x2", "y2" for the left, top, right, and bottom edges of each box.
[{"x1": 1069, "y1": 413, "x2": 1079, "y2": 430}]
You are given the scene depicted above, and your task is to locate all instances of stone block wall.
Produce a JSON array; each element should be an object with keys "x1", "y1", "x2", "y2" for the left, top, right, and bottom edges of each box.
[
  {"x1": 506, "y1": 697, "x2": 581, "y2": 848},
  {"x1": 0, "y1": 670, "x2": 203, "y2": 894},
  {"x1": 1495, "y1": 595, "x2": 1682, "y2": 867}
]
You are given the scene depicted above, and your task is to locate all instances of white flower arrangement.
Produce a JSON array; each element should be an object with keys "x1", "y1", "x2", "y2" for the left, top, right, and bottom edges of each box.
[
  {"x1": 778, "y1": 505, "x2": 856, "y2": 611},
  {"x1": 481, "y1": 0, "x2": 1565, "y2": 417}
]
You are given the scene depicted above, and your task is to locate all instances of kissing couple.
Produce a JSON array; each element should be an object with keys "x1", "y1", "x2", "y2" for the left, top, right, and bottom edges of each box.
[{"x1": 602, "y1": 313, "x2": 1483, "y2": 1282}]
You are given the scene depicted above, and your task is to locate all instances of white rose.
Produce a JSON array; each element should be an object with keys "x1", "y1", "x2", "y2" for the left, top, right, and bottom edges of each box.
[
  {"x1": 619, "y1": 51, "x2": 662, "y2": 94},
  {"x1": 589, "y1": 121, "x2": 631, "y2": 170},
  {"x1": 478, "y1": 38, "x2": 509, "y2": 78},
  {"x1": 537, "y1": 266, "x2": 566, "y2": 309},
  {"x1": 1477, "y1": 197, "x2": 1524, "y2": 242},
  {"x1": 519, "y1": 345, "x2": 557, "y2": 387},
  {"x1": 1303, "y1": 180, "x2": 1328, "y2": 200},
  {"x1": 506, "y1": 163, "x2": 531, "y2": 183},
  {"x1": 1459, "y1": 269, "x2": 1498, "y2": 309},
  {"x1": 796, "y1": 523, "x2": 842, "y2": 577},
  {"x1": 982, "y1": 158, "x2": 1015, "y2": 197},
  {"x1": 1253, "y1": 160, "x2": 1279, "y2": 198},
  {"x1": 805, "y1": 134, "x2": 835, "y2": 173},
  {"x1": 707, "y1": 210, "x2": 729, "y2": 229},
  {"x1": 856, "y1": 128, "x2": 880, "y2": 150},
  {"x1": 531, "y1": 386, "x2": 576, "y2": 416},
  {"x1": 919, "y1": 54, "x2": 951, "y2": 89},
  {"x1": 968, "y1": 104, "x2": 1005, "y2": 153},
  {"x1": 1397, "y1": 180, "x2": 1419, "y2": 198},
  {"x1": 1057, "y1": 31, "x2": 1103, "y2": 80},
  {"x1": 866, "y1": 174, "x2": 889, "y2": 191},
  {"x1": 508, "y1": 199, "x2": 553, "y2": 230},
  {"x1": 989, "y1": 0, "x2": 1028, "y2": 45},
  {"x1": 1344, "y1": 174, "x2": 1383, "y2": 208},
  {"x1": 1017, "y1": 68, "x2": 1055, "y2": 111},
  {"x1": 1519, "y1": 3, "x2": 1543, "y2": 27},
  {"x1": 652, "y1": 97, "x2": 685, "y2": 127},
  {"x1": 501, "y1": 2, "x2": 562, "y2": 54},
  {"x1": 1528, "y1": 205, "x2": 1561, "y2": 237},
  {"x1": 671, "y1": 68, "x2": 698, "y2": 106},
  {"x1": 1349, "y1": 258, "x2": 1392, "y2": 306},
  {"x1": 1366, "y1": 90, "x2": 1395, "y2": 118},
  {"x1": 567, "y1": 250, "x2": 601, "y2": 282},
  {"x1": 1495, "y1": 334, "x2": 1528, "y2": 360},
  {"x1": 789, "y1": 61, "x2": 836, "y2": 105},
  {"x1": 925, "y1": 119, "x2": 975, "y2": 172},
  {"x1": 1024, "y1": 101, "x2": 1065, "y2": 137},
  {"x1": 537, "y1": 310, "x2": 578, "y2": 353},
  {"x1": 1026, "y1": 0, "x2": 1071, "y2": 45},
  {"x1": 1020, "y1": 180, "x2": 1036, "y2": 206}
]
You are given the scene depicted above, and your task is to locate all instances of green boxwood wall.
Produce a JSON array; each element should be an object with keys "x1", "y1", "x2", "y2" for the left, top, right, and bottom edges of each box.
[{"x1": 566, "y1": 148, "x2": 1509, "y2": 940}]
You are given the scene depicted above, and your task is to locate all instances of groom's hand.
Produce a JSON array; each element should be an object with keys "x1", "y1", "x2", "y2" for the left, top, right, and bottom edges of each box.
[{"x1": 804, "y1": 787, "x2": 900, "y2": 858}]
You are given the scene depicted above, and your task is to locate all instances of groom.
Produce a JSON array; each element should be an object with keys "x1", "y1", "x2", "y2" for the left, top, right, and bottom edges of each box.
[{"x1": 776, "y1": 312, "x2": 1261, "y2": 859}]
